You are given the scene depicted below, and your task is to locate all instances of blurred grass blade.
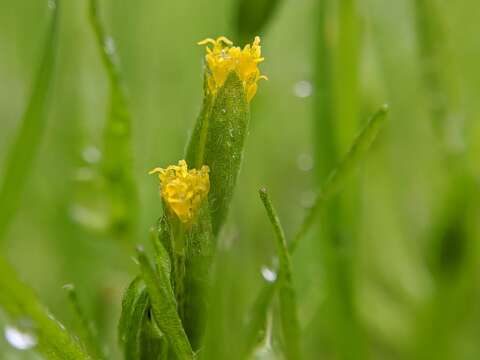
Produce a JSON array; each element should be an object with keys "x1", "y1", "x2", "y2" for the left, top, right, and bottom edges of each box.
[
  {"x1": 243, "y1": 281, "x2": 277, "y2": 355},
  {"x1": 0, "y1": 257, "x2": 90, "y2": 359},
  {"x1": 259, "y1": 188, "x2": 302, "y2": 360},
  {"x1": 244, "y1": 105, "x2": 388, "y2": 354},
  {"x1": 235, "y1": 0, "x2": 282, "y2": 44},
  {"x1": 292, "y1": 104, "x2": 389, "y2": 252},
  {"x1": 136, "y1": 247, "x2": 194, "y2": 359},
  {"x1": 0, "y1": 0, "x2": 59, "y2": 244},
  {"x1": 88, "y1": 0, "x2": 138, "y2": 240},
  {"x1": 64, "y1": 284, "x2": 105, "y2": 359}
]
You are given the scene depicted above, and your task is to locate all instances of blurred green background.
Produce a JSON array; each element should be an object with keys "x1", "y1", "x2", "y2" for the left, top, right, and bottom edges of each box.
[{"x1": 1, "y1": 0, "x2": 479, "y2": 358}]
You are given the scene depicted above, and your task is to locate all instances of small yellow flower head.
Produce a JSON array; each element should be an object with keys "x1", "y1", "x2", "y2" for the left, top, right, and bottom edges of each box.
[
  {"x1": 149, "y1": 160, "x2": 210, "y2": 224},
  {"x1": 198, "y1": 36, "x2": 268, "y2": 102}
]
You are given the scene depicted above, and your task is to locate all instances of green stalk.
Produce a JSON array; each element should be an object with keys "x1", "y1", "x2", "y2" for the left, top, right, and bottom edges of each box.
[
  {"x1": 259, "y1": 189, "x2": 302, "y2": 360},
  {"x1": 88, "y1": 0, "x2": 138, "y2": 242},
  {"x1": 0, "y1": 0, "x2": 59, "y2": 244},
  {"x1": 313, "y1": 1, "x2": 366, "y2": 357}
]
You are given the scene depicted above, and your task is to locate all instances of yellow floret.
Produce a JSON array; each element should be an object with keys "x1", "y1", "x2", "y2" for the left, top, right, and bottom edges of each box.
[
  {"x1": 149, "y1": 160, "x2": 210, "y2": 224},
  {"x1": 198, "y1": 36, "x2": 267, "y2": 102}
]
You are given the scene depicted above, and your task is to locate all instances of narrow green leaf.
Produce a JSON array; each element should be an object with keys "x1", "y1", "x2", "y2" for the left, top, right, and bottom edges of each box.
[
  {"x1": 186, "y1": 72, "x2": 249, "y2": 236},
  {"x1": 259, "y1": 188, "x2": 302, "y2": 360},
  {"x1": 64, "y1": 284, "x2": 105, "y2": 359},
  {"x1": 136, "y1": 247, "x2": 194, "y2": 360},
  {"x1": 235, "y1": 0, "x2": 282, "y2": 44},
  {"x1": 244, "y1": 105, "x2": 388, "y2": 354},
  {"x1": 0, "y1": 0, "x2": 59, "y2": 244},
  {"x1": 0, "y1": 257, "x2": 90, "y2": 359},
  {"x1": 118, "y1": 276, "x2": 144, "y2": 346},
  {"x1": 291, "y1": 104, "x2": 389, "y2": 252},
  {"x1": 88, "y1": 0, "x2": 138, "y2": 240}
]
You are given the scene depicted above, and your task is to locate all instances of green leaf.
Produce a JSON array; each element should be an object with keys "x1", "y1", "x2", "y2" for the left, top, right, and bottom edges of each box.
[
  {"x1": 118, "y1": 277, "x2": 146, "y2": 359},
  {"x1": 0, "y1": 0, "x2": 59, "y2": 244},
  {"x1": 136, "y1": 247, "x2": 194, "y2": 360},
  {"x1": 0, "y1": 257, "x2": 90, "y2": 359},
  {"x1": 259, "y1": 188, "x2": 302, "y2": 360},
  {"x1": 88, "y1": 0, "x2": 138, "y2": 240},
  {"x1": 235, "y1": 0, "x2": 283, "y2": 44},
  {"x1": 186, "y1": 72, "x2": 249, "y2": 236},
  {"x1": 64, "y1": 284, "x2": 106, "y2": 359}
]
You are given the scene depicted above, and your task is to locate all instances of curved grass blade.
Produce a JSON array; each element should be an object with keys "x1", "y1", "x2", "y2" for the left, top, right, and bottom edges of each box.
[
  {"x1": 291, "y1": 104, "x2": 388, "y2": 252},
  {"x1": 235, "y1": 0, "x2": 283, "y2": 44},
  {"x1": 259, "y1": 188, "x2": 302, "y2": 360},
  {"x1": 88, "y1": 0, "x2": 138, "y2": 241},
  {"x1": 136, "y1": 247, "x2": 194, "y2": 360},
  {"x1": 0, "y1": 0, "x2": 59, "y2": 244},
  {"x1": 64, "y1": 284, "x2": 105, "y2": 359},
  {"x1": 244, "y1": 105, "x2": 388, "y2": 353},
  {"x1": 0, "y1": 257, "x2": 90, "y2": 359}
]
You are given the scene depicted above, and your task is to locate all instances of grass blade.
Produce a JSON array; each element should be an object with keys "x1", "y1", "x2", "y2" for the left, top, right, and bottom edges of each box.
[
  {"x1": 244, "y1": 105, "x2": 388, "y2": 354},
  {"x1": 0, "y1": 257, "x2": 90, "y2": 359},
  {"x1": 136, "y1": 246, "x2": 194, "y2": 360},
  {"x1": 88, "y1": 0, "x2": 138, "y2": 241},
  {"x1": 259, "y1": 188, "x2": 302, "y2": 360},
  {"x1": 0, "y1": 0, "x2": 59, "y2": 244},
  {"x1": 64, "y1": 284, "x2": 105, "y2": 359},
  {"x1": 291, "y1": 104, "x2": 389, "y2": 252}
]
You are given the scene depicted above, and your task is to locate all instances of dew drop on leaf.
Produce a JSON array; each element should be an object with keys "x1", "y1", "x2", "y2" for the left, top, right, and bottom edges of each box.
[
  {"x1": 4, "y1": 325, "x2": 37, "y2": 350},
  {"x1": 293, "y1": 80, "x2": 312, "y2": 98},
  {"x1": 261, "y1": 266, "x2": 277, "y2": 283}
]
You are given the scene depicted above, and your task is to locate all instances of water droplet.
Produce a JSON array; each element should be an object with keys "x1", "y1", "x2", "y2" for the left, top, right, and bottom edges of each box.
[
  {"x1": 82, "y1": 146, "x2": 102, "y2": 164},
  {"x1": 293, "y1": 80, "x2": 313, "y2": 98},
  {"x1": 297, "y1": 153, "x2": 313, "y2": 172},
  {"x1": 221, "y1": 108, "x2": 227, "y2": 114},
  {"x1": 104, "y1": 37, "x2": 116, "y2": 55},
  {"x1": 47, "y1": 0, "x2": 56, "y2": 10},
  {"x1": 300, "y1": 190, "x2": 316, "y2": 208},
  {"x1": 62, "y1": 283, "x2": 75, "y2": 291},
  {"x1": 261, "y1": 266, "x2": 277, "y2": 283},
  {"x1": 228, "y1": 128, "x2": 234, "y2": 138},
  {"x1": 69, "y1": 204, "x2": 108, "y2": 231},
  {"x1": 73, "y1": 167, "x2": 96, "y2": 182},
  {"x1": 4, "y1": 325, "x2": 37, "y2": 350}
]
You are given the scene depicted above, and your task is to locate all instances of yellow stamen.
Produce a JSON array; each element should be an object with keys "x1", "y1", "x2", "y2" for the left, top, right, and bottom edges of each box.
[{"x1": 198, "y1": 35, "x2": 267, "y2": 102}]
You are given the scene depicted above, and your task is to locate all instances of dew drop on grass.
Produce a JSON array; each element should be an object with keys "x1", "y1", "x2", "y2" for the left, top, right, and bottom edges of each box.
[
  {"x1": 104, "y1": 36, "x2": 116, "y2": 55},
  {"x1": 4, "y1": 325, "x2": 37, "y2": 350},
  {"x1": 297, "y1": 153, "x2": 313, "y2": 171},
  {"x1": 261, "y1": 266, "x2": 277, "y2": 283},
  {"x1": 293, "y1": 80, "x2": 313, "y2": 98},
  {"x1": 47, "y1": 0, "x2": 56, "y2": 10},
  {"x1": 221, "y1": 108, "x2": 227, "y2": 114},
  {"x1": 300, "y1": 190, "x2": 316, "y2": 208},
  {"x1": 82, "y1": 146, "x2": 102, "y2": 164}
]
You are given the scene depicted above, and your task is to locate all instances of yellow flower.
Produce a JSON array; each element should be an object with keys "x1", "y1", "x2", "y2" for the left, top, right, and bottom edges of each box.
[
  {"x1": 149, "y1": 160, "x2": 210, "y2": 224},
  {"x1": 198, "y1": 36, "x2": 267, "y2": 102}
]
